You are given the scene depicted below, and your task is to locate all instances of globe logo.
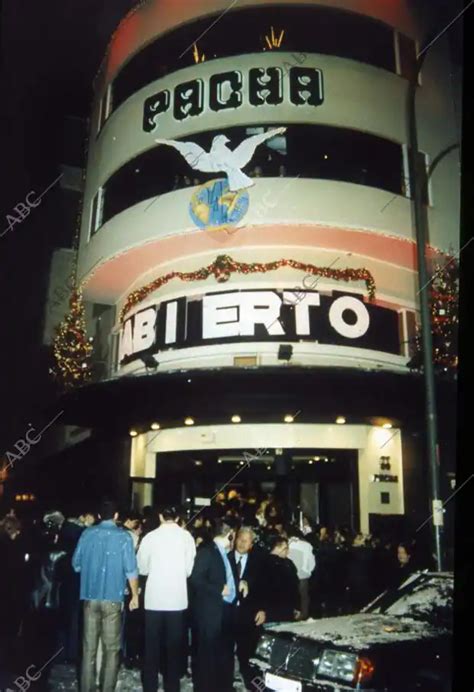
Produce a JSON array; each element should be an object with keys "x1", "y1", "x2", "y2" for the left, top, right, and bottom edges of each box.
[{"x1": 189, "y1": 179, "x2": 249, "y2": 230}]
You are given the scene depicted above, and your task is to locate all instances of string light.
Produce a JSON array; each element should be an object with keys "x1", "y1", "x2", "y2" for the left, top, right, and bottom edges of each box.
[
  {"x1": 50, "y1": 118, "x2": 93, "y2": 391},
  {"x1": 414, "y1": 251, "x2": 458, "y2": 375},
  {"x1": 51, "y1": 289, "x2": 93, "y2": 390}
]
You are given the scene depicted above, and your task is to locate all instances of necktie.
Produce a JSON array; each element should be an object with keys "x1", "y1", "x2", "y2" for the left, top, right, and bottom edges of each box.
[{"x1": 236, "y1": 556, "x2": 242, "y2": 578}]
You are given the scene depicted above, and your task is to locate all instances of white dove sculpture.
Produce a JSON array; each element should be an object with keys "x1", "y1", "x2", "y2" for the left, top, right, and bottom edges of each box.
[{"x1": 155, "y1": 127, "x2": 286, "y2": 192}]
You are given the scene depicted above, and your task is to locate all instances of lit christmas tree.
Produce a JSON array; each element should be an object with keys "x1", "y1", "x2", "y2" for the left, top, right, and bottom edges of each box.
[
  {"x1": 51, "y1": 288, "x2": 93, "y2": 389},
  {"x1": 431, "y1": 254, "x2": 459, "y2": 372},
  {"x1": 411, "y1": 253, "x2": 459, "y2": 376}
]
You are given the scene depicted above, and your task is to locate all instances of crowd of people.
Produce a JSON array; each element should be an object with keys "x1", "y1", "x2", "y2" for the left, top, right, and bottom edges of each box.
[{"x1": 0, "y1": 490, "x2": 430, "y2": 692}]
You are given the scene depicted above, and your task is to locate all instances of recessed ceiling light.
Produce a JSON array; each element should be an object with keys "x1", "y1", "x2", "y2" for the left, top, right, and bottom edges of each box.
[
  {"x1": 217, "y1": 459, "x2": 222, "y2": 464},
  {"x1": 151, "y1": 422, "x2": 160, "y2": 430},
  {"x1": 185, "y1": 417, "x2": 195, "y2": 426},
  {"x1": 336, "y1": 416, "x2": 346, "y2": 424},
  {"x1": 187, "y1": 379, "x2": 192, "y2": 383},
  {"x1": 239, "y1": 461, "x2": 245, "y2": 465},
  {"x1": 267, "y1": 465, "x2": 271, "y2": 470},
  {"x1": 129, "y1": 429, "x2": 138, "y2": 437},
  {"x1": 231, "y1": 415, "x2": 241, "y2": 423},
  {"x1": 284, "y1": 414, "x2": 294, "y2": 423},
  {"x1": 314, "y1": 456, "x2": 320, "y2": 461},
  {"x1": 383, "y1": 423, "x2": 393, "y2": 429},
  {"x1": 194, "y1": 460, "x2": 203, "y2": 466},
  {"x1": 308, "y1": 460, "x2": 313, "y2": 465}
]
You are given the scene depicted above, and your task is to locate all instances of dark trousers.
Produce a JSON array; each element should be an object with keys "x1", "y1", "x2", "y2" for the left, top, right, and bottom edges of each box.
[
  {"x1": 124, "y1": 601, "x2": 144, "y2": 661},
  {"x1": 233, "y1": 609, "x2": 261, "y2": 690},
  {"x1": 299, "y1": 579, "x2": 310, "y2": 620},
  {"x1": 194, "y1": 604, "x2": 234, "y2": 692},
  {"x1": 58, "y1": 595, "x2": 81, "y2": 662},
  {"x1": 144, "y1": 610, "x2": 185, "y2": 692}
]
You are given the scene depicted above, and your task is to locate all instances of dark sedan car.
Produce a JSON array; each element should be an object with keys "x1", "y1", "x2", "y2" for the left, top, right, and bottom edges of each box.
[{"x1": 251, "y1": 571, "x2": 452, "y2": 692}]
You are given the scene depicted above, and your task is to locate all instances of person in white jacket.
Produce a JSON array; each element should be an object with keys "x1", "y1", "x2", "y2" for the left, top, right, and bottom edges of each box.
[
  {"x1": 137, "y1": 506, "x2": 196, "y2": 692},
  {"x1": 287, "y1": 526, "x2": 316, "y2": 620}
]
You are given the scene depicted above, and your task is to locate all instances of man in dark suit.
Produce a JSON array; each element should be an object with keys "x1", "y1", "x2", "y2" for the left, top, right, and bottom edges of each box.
[
  {"x1": 264, "y1": 536, "x2": 301, "y2": 623},
  {"x1": 228, "y1": 527, "x2": 267, "y2": 691},
  {"x1": 190, "y1": 519, "x2": 236, "y2": 692}
]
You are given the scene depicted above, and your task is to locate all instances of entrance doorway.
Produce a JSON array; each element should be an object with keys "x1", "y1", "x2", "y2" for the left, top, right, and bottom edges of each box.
[{"x1": 147, "y1": 448, "x2": 359, "y2": 531}]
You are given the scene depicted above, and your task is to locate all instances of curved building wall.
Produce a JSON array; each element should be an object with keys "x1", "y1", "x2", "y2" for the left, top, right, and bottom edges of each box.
[
  {"x1": 97, "y1": 0, "x2": 418, "y2": 87},
  {"x1": 77, "y1": 0, "x2": 461, "y2": 380}
]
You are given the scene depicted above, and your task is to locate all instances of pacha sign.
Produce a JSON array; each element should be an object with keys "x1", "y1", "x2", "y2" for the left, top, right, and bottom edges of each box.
[
  {"x1": 143, "y1": 65, "x2": 324, "y2": 132},
  {"x1": 118, "y1": 289, "x2": 400, "y2": 365}
]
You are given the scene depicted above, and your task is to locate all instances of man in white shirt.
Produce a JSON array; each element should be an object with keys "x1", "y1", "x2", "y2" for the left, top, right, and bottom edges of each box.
[
  {"x1": 137, "y1": 506, "x2": 196, "y2": 692},
  {"x1": 287, "y1": 526, "x2": 316, "y2": 620}
]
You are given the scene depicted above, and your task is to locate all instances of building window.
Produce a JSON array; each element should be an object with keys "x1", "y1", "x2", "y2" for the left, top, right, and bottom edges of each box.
[
  {"x1": 420, "y1": 152, "x2": 432, "y2": 206},
  {"x1": 395, "y1": 32, "x2": 419, "y2": 82},
  {"x1": 97, "y1": 85, "x2": 113, "y2": 136},
  {"x1": 404, "y1": 147, "x2": 432, "y2": 205},
  {"x1": 96, "y1": 98, "x2": 104, "y2": 136},
  {"x1": 109, "y1": 5, "x2": 399, "y2": 115},
  {"x1": 89, "y1": 187, "x2": 104, "y2": 237},
  {"x1": 101, "y1": 124, "x2": 403, "y2": 225},
  {"x1": 98, "y1": 123, "x2": 404, "y2": 228}
]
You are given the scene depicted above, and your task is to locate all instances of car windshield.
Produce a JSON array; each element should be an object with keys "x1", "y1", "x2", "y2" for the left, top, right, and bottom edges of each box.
[{"x1": 365, "y1": 572, "x2": 453, "y2": 628}]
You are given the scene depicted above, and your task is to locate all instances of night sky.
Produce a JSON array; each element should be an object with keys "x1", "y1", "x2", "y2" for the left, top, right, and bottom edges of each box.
[
  {"x1": 0, "y1": 0, "x2": 138, "y2": 450},
  {"x1": 0, "y1": 0, "x2": 467, "y2": 452}
]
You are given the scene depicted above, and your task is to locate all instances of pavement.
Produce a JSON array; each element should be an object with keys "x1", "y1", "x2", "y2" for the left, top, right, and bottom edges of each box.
[{"x1": 48, "y1": 663, "x2": 248, "y2": 690}]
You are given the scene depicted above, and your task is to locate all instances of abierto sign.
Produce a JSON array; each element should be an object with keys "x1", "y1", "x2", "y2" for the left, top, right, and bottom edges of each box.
[{"x1": 118, "y1": 289, "x2": 400, "y2": 365}]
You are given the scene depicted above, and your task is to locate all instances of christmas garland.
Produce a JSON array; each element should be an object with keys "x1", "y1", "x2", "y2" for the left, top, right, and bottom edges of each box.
[{"x1": 120, "y1": 254, "x2": 376, "y2": 323}]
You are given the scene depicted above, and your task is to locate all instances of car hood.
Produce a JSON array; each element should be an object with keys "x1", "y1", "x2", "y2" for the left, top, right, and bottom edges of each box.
[{"x1": 266, "y1": 613, "x2": 446, "y2": 650}]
